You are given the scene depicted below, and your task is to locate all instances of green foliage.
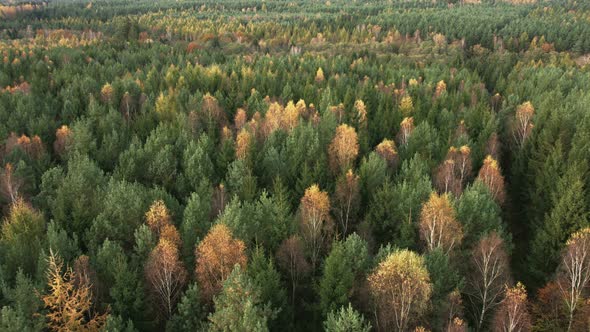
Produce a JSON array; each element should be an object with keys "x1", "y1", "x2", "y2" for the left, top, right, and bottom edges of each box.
[
  {"x1": 319, "y1": 233, "x2": 369, "y2": 316},
  {"x1": 208, "y1": 265, "x2": 271, "y2": 332},
  {"x1": 528, "y1": 165, "x2": 589, "y2": 287},
  {"x1": 0, "y1": 203, "x2": 45, "y2": 282},
  {"x1": 166, "y1": 283, "x2": 206, "y2": 332},
  {"x1": 323, "y1": 304, "x2": 371, "y2": 332},
  {"x1": 456, "y1": 181, "x2": 506, "y2": 249}
]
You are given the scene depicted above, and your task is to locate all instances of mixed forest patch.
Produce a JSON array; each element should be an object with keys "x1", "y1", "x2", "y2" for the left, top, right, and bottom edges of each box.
[{"x1": 1, "y1": 0, "x2": 590, "y2": 331}]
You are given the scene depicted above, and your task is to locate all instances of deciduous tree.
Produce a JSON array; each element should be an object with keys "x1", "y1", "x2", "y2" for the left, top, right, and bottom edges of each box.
[
  {"x1": 476, "y1": 156, "x2": 506, "y2": 205},
  {"x1": 375, "y1": 139, "x2": 399, "y2": 170},
  {"x1": 465, "y1": 232, "x2": 511, "y2": 331},
  {"x1": 557, "y1": 228, "x2": 590, "y2": 332},
  {"x1": 332, "y1": 169, "x2": 360, "y2": 235},
  {"x1": 492, "y1": 282, "x2": 531, "y2": 332},
  {"x1": 299, "y1": 184, "x2": 332, "y2": 269},
  {"x1": 0, "y1": 163, "x2": 22, "y2": 204},
  {"x1": 397, "y1": 117, "x2": 415, "y2": 146},
  {"x1": 368, "y1": 249, "x2": 432, "y2": 331},
  {"x1": 419, "y1": 193, "x2": 463, "y2": 254},
  {"x1": 328, "y1": 124, "x2": 359, "y2": 174},
  {"x1": 195, "y1": 224, "x2": 247, "y2": 303},
  {"x1": 42, "y1": 251, "x2": 107, "y2": 332},
  {"x1": 145, "y1": 239, "x2": 187, "y2": 319},
  {"x1": 512, "y1": 101, "x2": 534, "y2": 148},
  {"x1": 276, "y1": 235, "x2": 310, "y2": 307}
]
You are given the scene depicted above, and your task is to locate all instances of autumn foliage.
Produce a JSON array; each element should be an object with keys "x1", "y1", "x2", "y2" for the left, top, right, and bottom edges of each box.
[
  {"x1": 145, "y1": 239, "x2": 188, "y2": 318},
  {"x1": 328, "y1": 124, "x2": 359, "y2": 174},
  {"x1": 195, "y1": 224, "x2": 247, "y2": 303},
  {"x1": 466, "y1": 232, "x2": 511, "y2": 330},
  {"x1": 42, "y1": 251, "x2": 107, "y2": 332},
  {"x1": 299, "y1": 184, "x2": 333, "y2": 269},
  {"x1": 368, "y1": 249, "x2": 432, "y2": 332},
  {"x1": 493, "y1": 282, "x2": 531, "y2": 332},
  {"x1": 476, "y1": 155, "x2": 506, "y2": 204},
  {"x1": 419, "y1": 192, "x2": 463, "y2": 254},
  {"x1": 375, "y1": 139, "x2": 399, "y2": 169},
  {"x1": 512, "y1": 101, "x2": 534, "y2": 148}
]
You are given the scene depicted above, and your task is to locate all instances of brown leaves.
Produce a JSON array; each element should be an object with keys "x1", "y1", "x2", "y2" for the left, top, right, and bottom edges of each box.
[
  {"x1": 476, "y1": 155, "x2": 506, "y2": 204},
  {"x1": 5, "y1": 132, "x2": 45, "y2": 159},
  {"x1": 53, "y1": 125, "x2": 72, "y2": 158},
  {"x1": 0, "y1": 163, "x2": 23, "y2": 204},
  {"x1": 195, "y1": 224, "x2": 247, "y2": 303},
  {"x1": 466, "y1": 232, "x2": 511, "y2": 330},
  {"x1": 368, "y1": 249, "x2": 432, "y2": 332},
  {"x1": 375, "y1": 139, "x2": 398, "y2": 169},
  {"x1": 419, "y1": 193, "x2": 463, "y2": 254},
  {"x1": 144, "y1": 200, "x2": 186, "y2": 318},
  {"x1": 333, "y1": 169, "x2": 360, "y2": 236},
  {"x1": 434, "y1": 146, "x2": 472, "y2": 196},
  {"x1": 557, "y1": 228, "x2": 590, "y2": 331},
  {"x1": 43, "y1": 251, "x2": 107, "y2": 332},
  {"x1": 145, "y1": 239, "x2": 187, "y2": 318},
  {"x1": 328, "y1": 124, "x2": 359, "y2": 174},
  {"x1": 493, "y1": 282, "x2": 531, "y2": 332}
]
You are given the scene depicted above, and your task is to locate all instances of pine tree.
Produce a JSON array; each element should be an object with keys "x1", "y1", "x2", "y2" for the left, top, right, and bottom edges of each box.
[
  {"x1": 208, "y1": 265, "x2": 271, "y2": 332},
  {"x1": 528, "y1": 166, "x2": 589, "y2": 287}
]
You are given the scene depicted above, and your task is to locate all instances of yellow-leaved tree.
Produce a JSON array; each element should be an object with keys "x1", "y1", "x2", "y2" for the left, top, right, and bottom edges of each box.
[
  {"x1": 42, "y1": 251, "x2": 107, "y2": 332},
  {"x1": 368, "y1": 249, "x2": 432, "y2": 331}
]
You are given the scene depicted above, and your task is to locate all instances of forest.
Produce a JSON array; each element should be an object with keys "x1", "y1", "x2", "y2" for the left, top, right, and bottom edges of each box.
[{"x1": 1, "y1": 0, "x2": 590, "y2": 331}]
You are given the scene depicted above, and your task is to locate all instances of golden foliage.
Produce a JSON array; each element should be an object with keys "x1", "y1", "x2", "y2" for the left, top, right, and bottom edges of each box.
[
  {"x1": 328, "y1": 124, "x2": 359, "y2": 174},
  {"x1": 354, "y1": 99, "x2": 367, "y2": 124},
  {"x1": 399, "y1": 95, "x2": 414, "y2": 116},
  {"x1": 43, "y1": 251, "x2": 107, "y2": 332},
  {"x1": 300, "y1": 184, "x2": 332, "y2": 269},
  {"x1": 100, "y1": 83, "x2": 113, "y2": 103},
  {"x1": 375, "y1": 139, "x2": 399, "y2": 169},
  {"x1": 368, "y1": 249, "x2": 432, "y2": 331},
  {"x1": 397, "y1": 117, "x2": 415, "y2": 146},
  {"x1": 419, "y1": 193, "x2": 463, "y2": 254},
  {"x1": 54, "y1": 125, "x2": 72, "y2": 158},
  {"x1": 435, "y1": 80, "x2": 447, "y2": 98},
  {"x1": 235, "y1": 129, "x2": 252, "y2": 161},
  {"x1": 145, "y1": 200, "x2": 181, "y2": 247},
  {"x1": 283, "y1": 100, "x2": 300, "y2": 131},
  {"x1": 195, "y1": 224, "x2": 247, "y2": 303},
  {"x1": 513, "y1": 101, "x2": 534, "y2": 147},
  {"x1": 315, "y1": 67, "x2": 325, "y2": 83},
  {"x1": 493, "y1": 282, "x2": 531, "y2": 332},
  {"x1": 476, "y1": 155, "x2": 506, "y2": 204},
  {"x1": 234, "y1": 108, "x2": 247, "y2": 131}
]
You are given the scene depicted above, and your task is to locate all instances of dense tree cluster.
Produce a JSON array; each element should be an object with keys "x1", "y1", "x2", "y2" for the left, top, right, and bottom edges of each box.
[{"x1": 1, "y1": 0, "x2": 590, "y2": 331}]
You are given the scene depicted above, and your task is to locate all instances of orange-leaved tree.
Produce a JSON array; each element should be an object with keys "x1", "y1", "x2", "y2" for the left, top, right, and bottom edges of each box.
[
  {"x1": 195, "y1": 224, "x2": 247, "y2": 303},
  {"x1": 42, "y1": 250, "x2": 107, "y2": 332}
]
